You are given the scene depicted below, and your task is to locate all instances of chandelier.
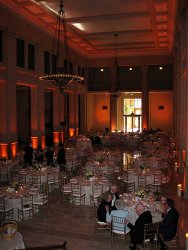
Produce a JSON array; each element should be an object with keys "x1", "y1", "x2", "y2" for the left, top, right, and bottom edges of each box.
[
  {"x1": 110, "y1": 34, "x2": 122, "y2": 98},
  {"x1": 39, "y1": 0, "x2": 84, "y2": 93}
]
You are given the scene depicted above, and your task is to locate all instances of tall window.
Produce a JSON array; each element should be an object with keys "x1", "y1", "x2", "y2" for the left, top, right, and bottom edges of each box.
[
  {"x1": 52, "y1": 54, "x2": 56, "y2": 74},
  {"x1": 0, "y1": 30, "x2": 3, "y2": 62},
  {"x1": 44, "y1": 51, "x2": 50, "y2": 74},
  {"x1": 16, "y1": 38, "x2": 25, "y2": 68},
  {"x1": 28, "y1": 43, "x2": 35, "y2": 71}
]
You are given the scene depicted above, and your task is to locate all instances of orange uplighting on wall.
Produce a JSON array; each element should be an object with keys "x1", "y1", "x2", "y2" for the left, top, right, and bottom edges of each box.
[
  {"x1": 69, "y1": 128, "x2": 75, "y2": 137},
  {"x1": 11, "y1": 142, "x2": 18, "y2": 157},
  {"x1": 182, "y1": 150, "x2": 186, "y2": 164},
  {"x1": 61, "y1": 132, "x2": 64, "y2": 143},
  {"x1": 53, "y1": 132, "x2": 59, "y2": 144},
  {"x1": 111, "y1": 122, "x2": 116, "y2": 131},
  {"x1": 76, "y1": 128, "x2": 79, "y2": 136},
  {"x1": 0, "y1": 143, "x2": 8, "y2": 159},
  {"x1": 31, "y1": 137, "x2": 38, "y2": 149},
  {"x1": 41, "y1": 136, "x2": 45, "y2": 149}
]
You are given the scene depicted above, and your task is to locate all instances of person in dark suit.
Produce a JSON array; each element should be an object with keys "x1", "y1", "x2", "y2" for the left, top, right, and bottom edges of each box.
[
  {"x1": 109, "y1": 184, "x2": 119, "y2": 210},
  {"x1": 158, "y1": 198, "x2": 179, "y2": 250},
  {"x1": 45, "y1": 147, "x2": 54, "y2": 166},
  {"x1": 57, "y1": 143, "x2": 66, "y2": 172},
  {"x1": 24, "y1": 142, "x2": 33, "y2": 166},
  {"x1": 125, "y1": 204, "x2": 152, "y2": 250},
  {"x1": 97, "y1": 192, "x2": 113, "y2": 223}
]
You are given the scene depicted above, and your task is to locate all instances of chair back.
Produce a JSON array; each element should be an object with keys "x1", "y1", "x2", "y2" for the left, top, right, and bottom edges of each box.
[
  {"x1": 92, "y1": 184, "x2": 103, "y2": 196},
  {"x1": 144, "y1": 222, "x2": 159, "y2": 243},
  {"x1": 111, "y1": 215, "x2": 127, "y2": 234},
  {"x1": 21, "y1": 194, "x2": 33, "y2": 209},
  {"x1": 71, "y1": 183, "x2": 81, "y2": 195},
  {"x1": 0, "y1": 197, "x2": 5, "y2": 211}
]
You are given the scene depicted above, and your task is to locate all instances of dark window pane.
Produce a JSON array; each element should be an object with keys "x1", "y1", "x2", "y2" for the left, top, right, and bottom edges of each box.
[
  {"x1": 52, "y1": 54, "x2": 57, "y2": 74},
  {"x1": 0, "y1": 30, "x2": 2, "y2": 62},
  {"x1": 28, "y1": 43, "x2": 35, "y2": 70},
  {"x1": 17, "y1": 38, "x2": 25, "y2": 68},
  {"x1": 44, "y1": 51, "x2": 50, "y2": 74}
]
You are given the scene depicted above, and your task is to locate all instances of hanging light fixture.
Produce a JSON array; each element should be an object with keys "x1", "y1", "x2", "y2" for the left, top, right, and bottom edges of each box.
[
  {"x1": 110, "y1": 33, "x2": 122, "y2": 98},
  {"x1": 39, "y1": 0, "x2": 84, "y2": 93}
]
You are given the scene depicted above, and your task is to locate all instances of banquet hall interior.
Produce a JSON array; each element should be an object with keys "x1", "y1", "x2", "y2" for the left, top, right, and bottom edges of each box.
[{"x1": 0, "y1": 0, "x2": 188, "y2": 249}]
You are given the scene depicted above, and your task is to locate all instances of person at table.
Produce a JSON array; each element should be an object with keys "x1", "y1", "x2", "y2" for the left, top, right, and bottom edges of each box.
[
  {"x1": 97, "y1": 191, "x2": 113, "y2": 223},
  {"x1": 45, "y1": 147, "x2": 54, "y2": 166},
  {"x1": 35, "y1": 144, "x2": 44, "y2": 163},
  {"x1": 57, "y1": 143, "x2": 66, "y2": 172},
  {"x1": 155, "y1": 196, "x2": 167, "y2": 216},
  {"x1": 158, "y1": 198, "x2": 179, "y2": 250},
  {"x1": 109, "y1": 184, "x2": 119, "y2": 210},
  {"x1": 106, "y1": 199, "x2": 129, "y2": 224},
  {"x1": 125, "y1": 203, "x2": 152, "y2": 250},
  {"x1": 24, "y1": 142, "x2": 33, "y2": 166}
]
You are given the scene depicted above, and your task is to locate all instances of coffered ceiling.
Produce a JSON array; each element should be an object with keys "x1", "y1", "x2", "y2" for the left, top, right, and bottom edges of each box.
[{"x1": 0, "y1": 0, "x2": 178, "y2": 60}]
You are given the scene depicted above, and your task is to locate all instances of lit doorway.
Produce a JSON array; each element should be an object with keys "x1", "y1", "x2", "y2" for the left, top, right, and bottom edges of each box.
[{"x1": 123, "y1": 94, "x2": 142, "y2": 132}]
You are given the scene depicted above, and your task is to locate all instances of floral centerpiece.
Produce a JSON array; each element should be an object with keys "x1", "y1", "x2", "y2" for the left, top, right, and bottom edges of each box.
[
  {"x1": 84, "y1": 171, "x2": 93, "y2": 180},
  {"x1": 136, "y1": 189, "x2": 147, "y2": 199},
  {"x1": 33, "y1": 163, "x2": 42, "y2": 171},
  {"x1": 12, "y1": 181, "x2": 19, "y2": 191}
]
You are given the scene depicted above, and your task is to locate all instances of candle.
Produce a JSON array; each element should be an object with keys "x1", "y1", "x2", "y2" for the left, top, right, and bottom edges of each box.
[
  {"x1": 186, "y1": 233, "x2": 188, "y2": 250},
  {"x1": 177, "y1": 184, "x2": 182, "y2": 197}
]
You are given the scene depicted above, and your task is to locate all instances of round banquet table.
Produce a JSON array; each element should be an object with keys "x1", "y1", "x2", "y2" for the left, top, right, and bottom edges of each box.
[
  {"x1": 0, "y1": 231, "x2": 25, "y2": 250},
  {"x1": 76, "y1": 139, "x2": 92, "y2": 151},
  {"x1": 69, "y1": 176, "x2": 109, "y2": 206}
]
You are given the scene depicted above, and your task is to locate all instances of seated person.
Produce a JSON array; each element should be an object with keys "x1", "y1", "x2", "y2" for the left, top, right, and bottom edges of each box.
[
  {"x1": 158, "y1": 198, "x2": 179, "y2": 250},
  {"x1": 106, "y1": 199, "x2": 128, "y2": 222},
  {"x1": 155, "y1": 196, "x2": 167, "y2": 216},
  {"x1": 109, "y1": 184, "x2": 119, "y2": 210},
  {"x1": 147, "y1": 191, "x2": 156, "y2": 202},
  {"x1": 125, "y1": 204, "x2": 152, "y2": 250},
  {"x1": 97, "y1": 191, "x2": 112, "y2": 223}
]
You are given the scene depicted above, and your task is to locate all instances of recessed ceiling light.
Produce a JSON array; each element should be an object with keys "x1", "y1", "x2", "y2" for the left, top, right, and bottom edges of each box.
[
  {"x1": 100, "y1": 68, "x2": 104, "y2": 72},
  {"x1": 159, "y1": 66, "x2": 163, "y2": 70},
  {"x1": 129, "y1": 67, "x2": 133, "y2": 71},
  {"x1": 72, "y1": 23, "x2": 85, "y2": 31}
]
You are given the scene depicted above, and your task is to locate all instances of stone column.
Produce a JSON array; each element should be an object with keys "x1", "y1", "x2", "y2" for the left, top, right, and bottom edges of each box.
[
  {"x1": 141, "y1": 65, "x2": 149, "y2": 130},
  {"x1": 0, "y1": 29, "x2": 17, "y2": 158}
]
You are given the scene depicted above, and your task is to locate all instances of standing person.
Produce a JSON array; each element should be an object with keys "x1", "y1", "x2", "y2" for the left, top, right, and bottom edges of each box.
[
  {"x1": 158, "y1": 198, "x2": 179, "y2": 250},
  {"x1": 125, "y1": 204, "x2": 152, "y2": 250},
  {"x1": 57, "y1": 143, "x2": 66, "y2": 172},
  {"x1": 45, "y1": 147, "x2": 54, "y2": 166},
  {"x1": 35, "y1": 144, "x2": 44, "y2": 163},
  {"x1": 24, "y1": 142, "x2": 33, "y2": 166}
]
